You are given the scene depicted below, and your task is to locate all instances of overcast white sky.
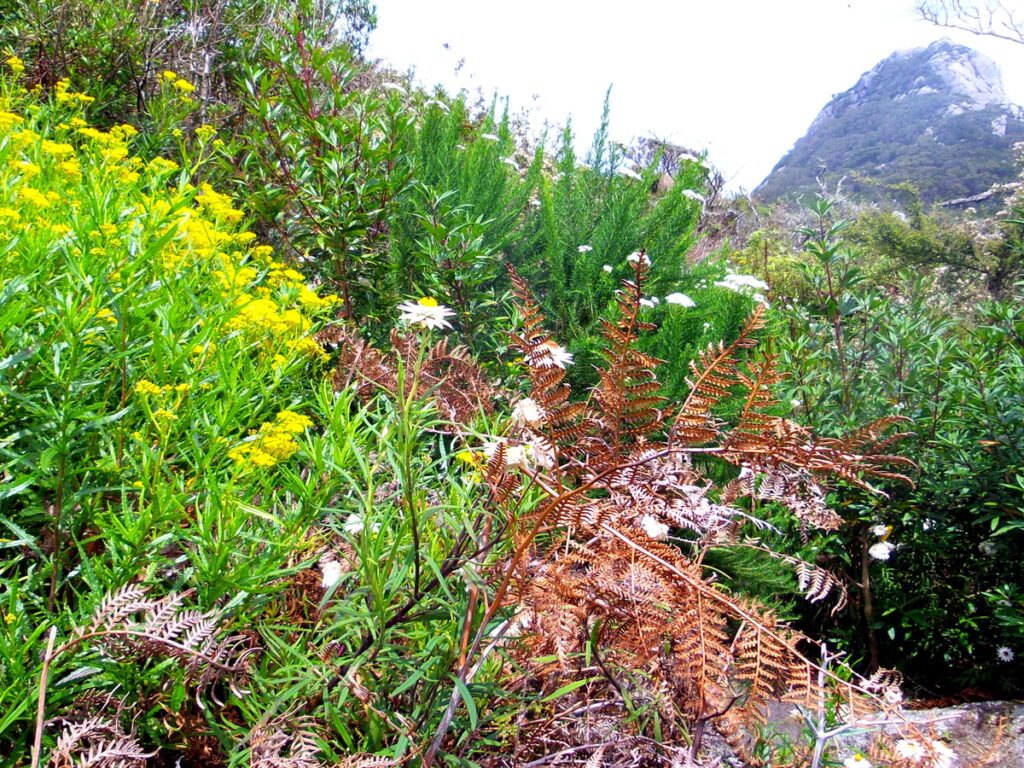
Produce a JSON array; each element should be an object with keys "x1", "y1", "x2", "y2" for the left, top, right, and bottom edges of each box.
[{"x1": 366, "y1": 0, "x2": 1024, "y2": 192}]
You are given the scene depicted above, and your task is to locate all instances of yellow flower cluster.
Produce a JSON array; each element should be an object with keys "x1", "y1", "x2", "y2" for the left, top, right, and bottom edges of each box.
[
  {"x1": 228, "y1": 410, "x2": 313, "y2": 469},
  {"x1": 54, "y1": 79, "x2": 95, "y2": 105},
  {"x1": 5, "y1": 55, "x2": 24, "y2": 75},
  {"x1": 195, "y1": 183, "x2": 243, "y2": 222},
  {"x1": 0, "y1": 73, "x2": 337, "y2": 384}
]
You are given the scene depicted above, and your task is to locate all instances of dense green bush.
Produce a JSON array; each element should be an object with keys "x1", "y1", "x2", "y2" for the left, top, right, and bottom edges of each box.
[{"x1": 773, "y1": 199, "x2": 1024, "y2": 695}]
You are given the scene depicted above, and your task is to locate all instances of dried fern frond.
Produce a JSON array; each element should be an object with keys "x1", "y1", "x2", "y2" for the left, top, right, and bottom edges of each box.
[
  {"x1": 46, "y1": 716, "x2": 153, "y2": 768},
  {"x1": 671, "y1": 304, "x2": 766, "y2": 448},
  {"x1": 323, "y1": 325, "x2": 496, "y2": 431},
  {"x1": 82, "y1": 584, "x2": 257, "y2": 703},
  {"x1": 494, "y1": 273, "x2": 912, "y2": 764},
  {"x1": 587, "y1": 257, "x2": 667, "y2": 462},
  {"x1": 725, "y1": 538, "x2": 849, "y2": 614},
  {"x1": 249, "y1": 715, "x2": 322, "y2": 768}
]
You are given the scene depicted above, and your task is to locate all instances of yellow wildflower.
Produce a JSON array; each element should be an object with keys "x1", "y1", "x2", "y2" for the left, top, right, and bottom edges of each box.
[
  {"x1": 5, "y1": 55, "x2": 24, "y2": 75},
  {"x1": 173, "y1": 79, "x2": 196, "y2": 94},
  {"x1": 19, "y1": 188, "x2": 50, "y2": 208},
  {"x1": 134, "y1": 379, "x2": 163, "y2": 396},
  {"x1": 161, "y1": 70, "x2": 178, "y2": 81},
  {"x1": 0, "y1": 110, "x2": 24, "y2": 129},
  {"x1": 41, "y1": 140, "x2": 75, "y2": 157}
]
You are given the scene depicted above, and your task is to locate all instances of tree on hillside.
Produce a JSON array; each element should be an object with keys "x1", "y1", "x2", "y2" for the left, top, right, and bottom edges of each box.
[{"x1": 916, "y1": 0, "x2": 1024, "y2": 45}]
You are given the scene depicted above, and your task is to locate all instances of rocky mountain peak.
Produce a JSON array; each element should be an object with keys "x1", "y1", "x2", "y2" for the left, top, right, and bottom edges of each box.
[
  {"x1": 810, "y1": 39, "x2": 1014, "y2": 129},
  {"x1": 756, "y1": 39, "x2": 1024, "y2": 204}
]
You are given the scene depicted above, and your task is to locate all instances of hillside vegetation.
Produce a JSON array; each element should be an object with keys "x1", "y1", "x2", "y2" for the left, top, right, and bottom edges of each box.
[{"x1": 0, "y1": 3, "x2": 1022, "y2": 767}]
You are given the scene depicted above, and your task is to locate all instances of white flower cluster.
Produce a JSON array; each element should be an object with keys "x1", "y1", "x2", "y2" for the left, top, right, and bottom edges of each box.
[
  {"x1": 892, "y1": 738, "x2": 956, "y2": 768},
  {"x1": 482, "y1": 437, "x2": 554, "y2": 472},
  {"x1": 715, "y1": 272, "x2": 770, "y2": 306}
]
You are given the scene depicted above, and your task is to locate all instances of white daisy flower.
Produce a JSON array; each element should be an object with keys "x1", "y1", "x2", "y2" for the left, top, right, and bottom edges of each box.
[
  {"x1": 511, "y1": 397, "x2": 546, "y2": 428},
  {"x1": 870, "y1": 524, "x2": 889, "y2": 537},
  {"x1": 602, "y1": 264, "x2": 613, "y2": 273},
  {"x1": 868, "y1": 541, "x2": 895, "y2": 561},
  {"x1": 578, "y1": 244, "x2": 593, "y2": 253},
  {"x1": 665, "y1": 292, "x2": 695, "y2": 307},
  {"x1": 997, "y1": 645, "x2": 1014, "y2": 662},
  {"x1": 320, "y1": 559, "x2": 343, "y2": 588},
  {"x1": 525, "y1": 339, "x2": 573, "y2": 369},
  {"x1": 503, "y1": 445, "x2": 531, "y2": 471},
  {"x1": 928, "y1": 741, "x2": 956, "y2": 768},
  {"x1": 639, "y1": 298, "x2": 656, "y2": 308},
  {"x1": 626, "y1": 251, "x2": 650, "y2": 266},
  {"x1": 397, "y1": 297, "x2": 455, "y2": 330},
  {"x1": 843, "y1": 755, "x2": 871, "y2": 768},
  {"x1": 343, "y1": 513, "x2": 379, "y2": 535},
  {"x1": 640, "y1": 514, "x2": 669, "y2": 540}
]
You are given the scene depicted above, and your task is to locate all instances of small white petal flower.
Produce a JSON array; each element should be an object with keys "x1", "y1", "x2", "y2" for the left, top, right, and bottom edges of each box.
[
  {"x1": 504, "y1": 445, "x2": 531, "y2": 471},
  {"x1": 511, "y1": 397, "x2": 546, "y2": 428},
  {"x1": 868, "y1": 542, "x2": 895, "y2": 561},
  {"x1": 602, "y1": 264, "x2": 613, "y2": 273},
  {"x1": 843, "y1": 755, "x2": 872, "y2": 768},
  {"x1": 928, "y1": 740, "x2": 956, "y2": 768},
  {"x1": 397, "y1": 297, "x2": 455, "y2": 330},
  {"x1": 578, "y1": 244, "x2": 593, "y2": 252},
  {"x1": 790, "y1": 398, "x2": 802, "y2": 408},
  {"x1": 894, "y1": 739, "x2": 926, "y2": 761},
  {"x1": 665, "y1": 292, "x2": 695, "y2": 307},
  {"x1": 640, "y1": 514, "x2": 669, "y2": 540},
  {"x1": 871, "y1": 524, "x2": 889, "y2": 537},
  {"x1": 626, "y1": 251, "x2": 651, "y2": 266},
  {"x1": 639, "y1": 298, "x2": 656, "y2": 308},
  {"x1": 997, "y1": 645, "x2": 1015, "y2": 662},
  {"x1": 480, "y1": 133, "x2": 499, "y2": 141},
  {"x1": 320, "y1": 559, "x2": 343, "y2": 588},
  {"x1": 528, "y1": 438, "x2": 555, "y2": 468},
  {"x1": 529, "y1": 197, "x2": 541, "y2": 207},
  {"x1": 525, "y1": 339, "x2": 573, "y2": 369},
  {"x1": 423, "y1": 98, "x2": 449, "y2": 112},
  {"x1": 702, "y1": 322, "x2": 711, "y2": 330}
]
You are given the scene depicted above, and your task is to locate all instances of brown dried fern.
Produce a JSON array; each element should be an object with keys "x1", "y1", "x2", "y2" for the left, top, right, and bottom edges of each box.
[
  {"x1": 482, "y1": 268, "x2": 916, "y2": 766},
  {"x1": 45, "y1": 716, "x2": 152, "y2": 768}
]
